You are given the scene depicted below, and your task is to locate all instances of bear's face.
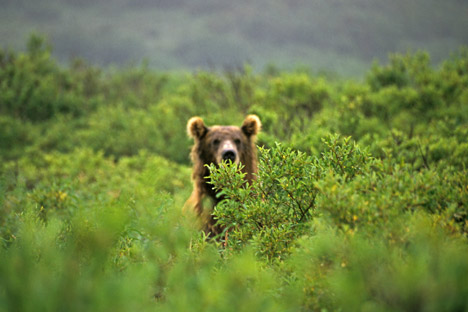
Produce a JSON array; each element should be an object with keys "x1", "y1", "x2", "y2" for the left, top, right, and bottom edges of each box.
[{"x1": 187, "y1": 115, "x2": 261, "y2": 166}]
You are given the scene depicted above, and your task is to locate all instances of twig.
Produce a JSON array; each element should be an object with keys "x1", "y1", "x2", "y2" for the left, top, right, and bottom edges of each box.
[{"x1": 417, "y1": 141, "x2": 430, "y2": 170}]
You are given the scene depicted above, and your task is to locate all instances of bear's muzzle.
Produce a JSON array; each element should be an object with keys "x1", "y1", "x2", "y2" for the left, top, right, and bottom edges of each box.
[
  {"x1": 222, "y1": 150, "x2": 237, "y2": 163},
  {"x1": 219, "y1": 140, "x2": 239, "y2": 164}
]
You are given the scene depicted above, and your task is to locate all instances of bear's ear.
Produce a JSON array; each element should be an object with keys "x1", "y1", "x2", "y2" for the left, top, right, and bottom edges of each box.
[
  {"x1": 187, "y1": 117, "x2": 208, "y2": 140},
  {"x1": 241, "y1": 114, "x2": 261, "y2": 137}
]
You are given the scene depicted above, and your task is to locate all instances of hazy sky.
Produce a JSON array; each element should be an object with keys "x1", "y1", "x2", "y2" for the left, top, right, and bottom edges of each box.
[{"x1": 1, "y1": 0, "x2": 467, "y2": 75}]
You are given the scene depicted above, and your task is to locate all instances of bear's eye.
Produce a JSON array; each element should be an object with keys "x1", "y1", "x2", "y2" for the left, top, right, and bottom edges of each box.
[
  {"x1": 213, "y1": 139, "x2": 220, "y2": 146},
  {"x1": 234, "y1": 139, "x2": 241, "y2": 145}
]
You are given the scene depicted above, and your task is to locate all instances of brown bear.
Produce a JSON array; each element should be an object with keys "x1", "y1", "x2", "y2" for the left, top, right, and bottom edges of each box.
[{"x1": 185, "y1": 115, "x2": 261, "y2": 235}]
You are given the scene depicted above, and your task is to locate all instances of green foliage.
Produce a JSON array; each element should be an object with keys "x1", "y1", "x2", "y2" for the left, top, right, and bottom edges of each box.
[
  {"x1": 210, "y1": 132, "x2": 467, "y2": 254},
  {"x1": 207, "y1": 135, "x2": 370, "y2": 259},
  {"x1": 0, "y1": 35, "x2": 93, "y2": 122},
  {"x1": 209, "y1": 143, "x2": 320, "y2": 261},
  {"x1": 286, "y1": 215, "x2": 468, "y2": 311},
  {"x1": 1, "y1": 37, "x2": 468, "y2": 311},
  {"x1": 210, "y1": 135, "x2": 467, "y2": 310},
  {"x1": 253, "y1": 73, "x2": 331, "y2": 140}
]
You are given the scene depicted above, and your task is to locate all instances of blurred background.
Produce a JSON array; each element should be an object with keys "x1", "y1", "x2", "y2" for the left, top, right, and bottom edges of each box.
[{"x1": 1, "y1": 0, "x2": 467, "y2": 76}]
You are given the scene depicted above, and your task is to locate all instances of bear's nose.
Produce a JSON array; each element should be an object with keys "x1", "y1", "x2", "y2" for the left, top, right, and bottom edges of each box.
[{"x1": 221, "y1": 150, "x2": 237, "y2": 163}]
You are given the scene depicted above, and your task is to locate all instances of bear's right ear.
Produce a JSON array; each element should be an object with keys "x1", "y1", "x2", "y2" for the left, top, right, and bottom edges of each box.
[{"x1": 187, "y1": 117, "x2": 208, "y2": 140}]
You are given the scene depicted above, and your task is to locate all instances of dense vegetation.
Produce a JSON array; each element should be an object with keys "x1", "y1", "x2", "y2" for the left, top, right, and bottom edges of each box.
[
  {"x1": 2, "y1": 0, "x2": 468, "y2": 75},
  {"x1": 1, "y1": 36, "x2": 468, "y2": 311}
]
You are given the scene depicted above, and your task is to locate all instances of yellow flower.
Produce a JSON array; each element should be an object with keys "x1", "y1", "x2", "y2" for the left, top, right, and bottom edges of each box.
[{"x1": 58, "y1": 191, "x2": 68, "y2": 201}]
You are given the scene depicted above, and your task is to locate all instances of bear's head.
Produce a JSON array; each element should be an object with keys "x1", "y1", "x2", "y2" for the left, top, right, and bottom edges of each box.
[{"x1": 187, "y1": 115, "x2": 261, "y2": 175}]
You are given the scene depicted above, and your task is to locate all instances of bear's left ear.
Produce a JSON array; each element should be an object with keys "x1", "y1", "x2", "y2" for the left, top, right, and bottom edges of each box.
[
  {"x1": 187, "y1": 117, "x2": 208, "y2": 140},
  {"x1": 241, "y1": 114, "x2": 261, "y2": 137}
]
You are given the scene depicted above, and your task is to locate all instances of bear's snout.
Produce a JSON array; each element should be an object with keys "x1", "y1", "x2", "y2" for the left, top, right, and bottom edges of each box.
[
  {"x1": 218, "y1": 140, "x2": 238, "y2": 164},
  {"x1": 221, "y1": 150, "x2": 237, "y2": 163}
]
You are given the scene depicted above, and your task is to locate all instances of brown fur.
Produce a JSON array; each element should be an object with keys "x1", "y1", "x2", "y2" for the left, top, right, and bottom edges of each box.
[{"x1": 185, "y1": 115, "x2": 261, "y2": 235}]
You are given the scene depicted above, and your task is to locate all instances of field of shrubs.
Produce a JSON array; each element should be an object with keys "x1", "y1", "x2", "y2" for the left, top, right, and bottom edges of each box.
[{"x1": 1, "y1": 35, "x2": 468, "y2": 311}]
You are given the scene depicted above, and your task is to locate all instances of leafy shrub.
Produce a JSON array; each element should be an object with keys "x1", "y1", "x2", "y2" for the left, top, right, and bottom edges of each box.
[
  {"x1": 252, "y1": 73, "x2": 331, "y2": 141},
  {"x1": 286, "y1": 214, "x2": 468, "y2": 311},
  {"x1": 209, "y1": 136, "x2": 375, "y2": 260},
  {"x1": 209, "y1": 143, "x2": 320, "y2": 261},
  {"x1": 0, "y1": 116, "x2": 37, "y2": 161},
  {"x1": 0, "y1": 35, "x2": 89, "y2": 121},
  {"x1": 208, "y1": 134, "x2": 468, "y2": 310},
  {"x1": 210, "y1": 133, "x2": 467, "y2": 256},
  {"x1": 1, "y1": 36, "x2": 468, "y2": 311}
]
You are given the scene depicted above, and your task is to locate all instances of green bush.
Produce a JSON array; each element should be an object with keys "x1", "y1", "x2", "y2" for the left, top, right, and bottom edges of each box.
[
  {"x1": 0, "y1": 35, "x2": 90, "y2": 122},
  {"x1": 1, "y1": 36, "x2": 468, "y2": 311},
  {"x1": 209, "y1": 136, "x2": 377, "y2": 260},
  {"x1": 209, "y1": 143, "x2": 320, "y2": 261},
  {"x1": 286, "y1": 214, "x2": 468, "y2": 311}
]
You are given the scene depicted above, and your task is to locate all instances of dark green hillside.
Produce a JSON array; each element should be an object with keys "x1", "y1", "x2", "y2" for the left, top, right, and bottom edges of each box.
[
  {"x1": 1, "y1": 0, "x2": 467, "y2": 75},
  {"x1": 0, "y1": 37, "x2": 467, "y2": 311}
]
